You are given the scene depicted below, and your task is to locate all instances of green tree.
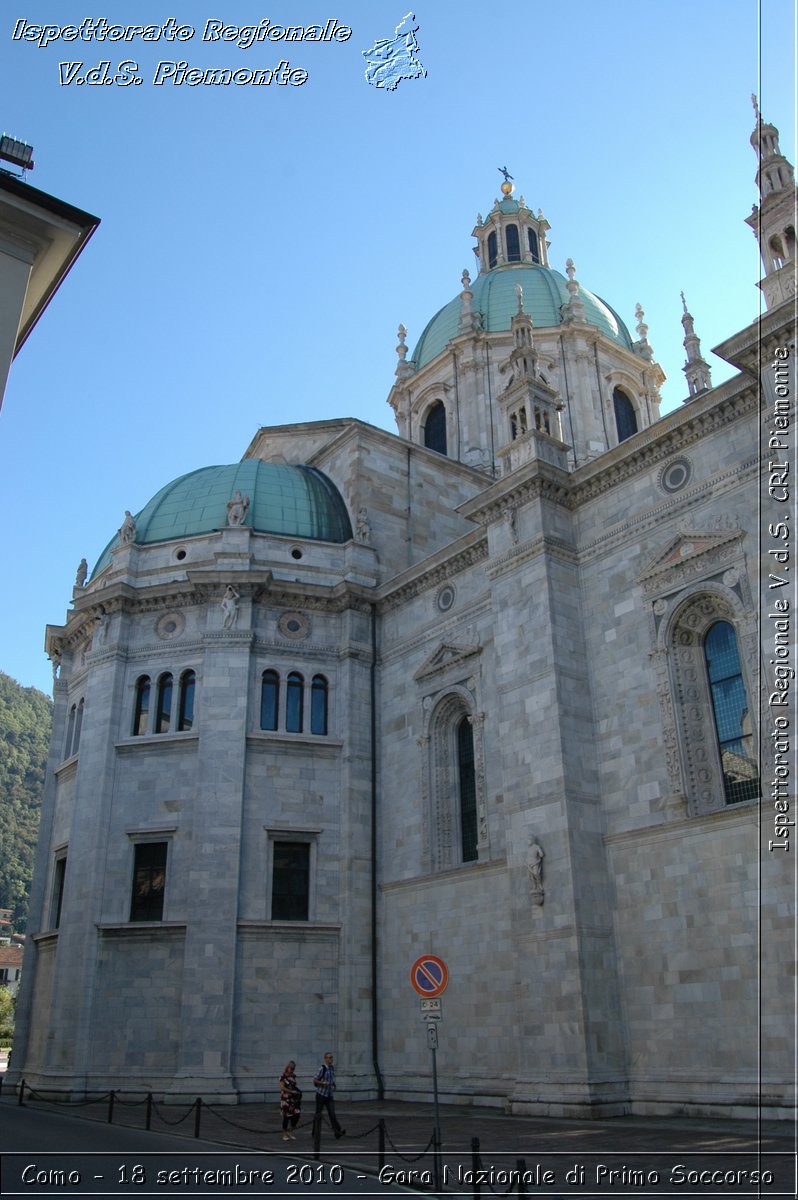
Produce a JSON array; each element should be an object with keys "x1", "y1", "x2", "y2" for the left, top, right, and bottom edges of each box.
[
  {"x1": 0, "y1": 673, "x2": 52, "y2": 932},
  {"x1": 0, "y1": 986, "x2": 14, "y2": 1043}
]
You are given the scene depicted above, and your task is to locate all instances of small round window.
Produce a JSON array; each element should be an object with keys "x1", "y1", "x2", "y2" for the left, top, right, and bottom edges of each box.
[
  {"x1": 659, "y1": 457, "x2": 692, "y2": 494},
  {"x1": 291, "y1": 547, "x2": 303, "y2": 560},
  {"x1": 436, "y1": 585, "x2": 456, "y2": 612}
]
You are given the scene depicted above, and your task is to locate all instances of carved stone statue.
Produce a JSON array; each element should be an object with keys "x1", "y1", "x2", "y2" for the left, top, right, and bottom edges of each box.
[
  {"x1": 226, "y1": 490, "x2": 250, "y2": 527},
  {"x1": 221, "y1": 585, "x2": 240, "y2": 629},
  {"x1": 75, "y1": 558, "x2": 88, "y2": 588},
  {"x1": 50, "y1": 651, "x2": 61, "y2": 683},
  {"x1": 119, "y1": 511, "x2": 137, "y2": 545},
  {"x1": 356, "y1": 506, "x2": 371, "y2": 543},
  {"x1": 527, "y1": 838, "x2": 544, "y2": 906}
]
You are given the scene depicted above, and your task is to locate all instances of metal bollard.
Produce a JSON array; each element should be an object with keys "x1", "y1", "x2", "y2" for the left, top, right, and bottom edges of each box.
[
  {"x1": 193, "y1": 1097, "x2": 202, "y2": 1139},
  {"x1": 18, "y1": 1078, "x2": 25, "y2": 1106},
  {"x1": 146, "y1": 1093, "x2": 153, "y2": 1131},
  {"x1": 378, "y1": 1118, "x2": 386, "y2": 1172},
  {"x1": 107, "y1": 1090, "x2": 115, "y2": 1124}
]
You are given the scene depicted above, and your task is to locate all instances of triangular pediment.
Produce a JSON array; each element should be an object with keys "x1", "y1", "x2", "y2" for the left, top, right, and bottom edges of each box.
[
  {"x1": 638, "y1": 528, "x2": 742, "y2": 585},
  {"x1": 414, "y1": 640, "x2": 481, "y2": 681}
]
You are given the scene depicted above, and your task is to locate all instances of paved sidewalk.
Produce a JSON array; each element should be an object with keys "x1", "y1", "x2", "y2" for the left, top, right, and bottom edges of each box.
[{"x1": 5, "y1": 1089, "x2": 793, "y2": 1196}]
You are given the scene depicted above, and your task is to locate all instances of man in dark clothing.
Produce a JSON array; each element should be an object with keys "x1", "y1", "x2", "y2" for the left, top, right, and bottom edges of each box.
[{"x1": 313, "y1": 1051, "x2": 345, "y2": 1139}]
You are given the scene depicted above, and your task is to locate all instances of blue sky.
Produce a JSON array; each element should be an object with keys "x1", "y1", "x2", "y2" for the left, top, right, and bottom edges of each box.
[{"x1": 1, "y1": 0, "x2": 795, "y2": 695}]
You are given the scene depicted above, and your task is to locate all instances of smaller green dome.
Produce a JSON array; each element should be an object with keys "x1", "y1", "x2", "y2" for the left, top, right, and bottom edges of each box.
[{"x1": 92, "y1": 462, "x2": 352, "y2": 577}]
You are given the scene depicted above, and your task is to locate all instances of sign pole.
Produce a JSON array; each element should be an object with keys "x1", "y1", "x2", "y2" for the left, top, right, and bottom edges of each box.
[
  {"x1": 430, "y1": 1033, "x2": 442, "y2": 1193},
  {"x1": 410, "y1": 956, "x2": 448, "y2": 1196}
]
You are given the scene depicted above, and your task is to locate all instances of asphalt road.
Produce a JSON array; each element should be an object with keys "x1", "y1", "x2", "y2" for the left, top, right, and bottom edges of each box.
[{"x1": 0, "y1": 1103, "x2": 409, "y2": 1197}]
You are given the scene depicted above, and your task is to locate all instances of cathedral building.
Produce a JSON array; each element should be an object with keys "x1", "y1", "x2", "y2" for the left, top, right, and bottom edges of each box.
[{"x1": 9, "y1": 107, "x2": 794, "y2": 1117}]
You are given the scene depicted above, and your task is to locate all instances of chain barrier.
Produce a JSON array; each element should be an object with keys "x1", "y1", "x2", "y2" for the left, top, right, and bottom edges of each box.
[
  {"x1": 149, "y1": 1098, "x2": 196, "y2": 1128},
  {"x1": 383, "y1": 1122, "x2": 435, "y2": 1164}
]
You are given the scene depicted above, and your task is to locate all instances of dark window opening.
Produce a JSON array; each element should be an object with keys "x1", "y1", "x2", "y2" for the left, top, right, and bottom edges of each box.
[
  {"x1": 52, "y1": 856, "x2": 67, "y2": 930},
  {"x1": 527, "y1": 228, "x2": 539, "y2": 263},
  {"x1": 272, "y1": 841, "x2": 310, "y2": 920},
  {"x1": 73, "y1": 699, "x2": 84, "y2": 754},
  {"x1": 311, "y1": 675, "x2": 328, "y2": 736},
  {"x1": 458, "y1": 716, "x2": 478, "y2": 863},
  {"x1": 423, "y1": 401, "x2": 447, "y2": 456},
  {"x1": 286, "y1": 672, "x2": 304, "y2": 733},
  {"x1": 506, "y1": 224, "x2": 521, "y2": 262},
  {"x1": 133, "y1": 676, "x2": 151, "y2": 737},
  {"x1": 130, "y1": 841, "x2": 168, "y2": 922},
  {"x1": 178, "y1": 670, "x2": 195, "y2": 731},
  {"x1": 704, "y1": 622, "x2": 759, "y2": 805},
  {"x1": 260, "y1": 670, "x2": 279, "y2": 731},
  {"x1": 155, "y1": 673, "x2": 173, "y2": 734},
  {"x1": 613, "y1": 388, "x2": 638, "y2": 443},
  {"x1": 487, "y1": 230, "x2": 498, "y2": 269}
]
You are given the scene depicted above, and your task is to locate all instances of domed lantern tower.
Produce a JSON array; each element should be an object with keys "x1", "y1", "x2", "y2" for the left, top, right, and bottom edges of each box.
[{"x1": 388, "y1": 171, "x2": 665, "y2": 471}]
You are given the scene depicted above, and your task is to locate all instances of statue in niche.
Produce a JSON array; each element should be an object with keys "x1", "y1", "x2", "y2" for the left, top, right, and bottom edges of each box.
[
  {"x1": 94, "y1": 610, "x2": 109, "y2": 644},
  {"x1": 356, "y1": 506, "x2": 371, "y2": 543},
  {"x1": 221, "y1": 585, "x2": 240, "y2": 629},
  {"x1": 75, "y1": 558, "x2": 88, "y2": 588},
  {"x1": 226, "y1": 490, "x2": 250, "y2": 527},
  {"x1": 50, "y1": 651, "x2": 61, "y2": 683},
  {"x1": 527, "y1": 838, "x2": 544, "y2": 906},
  {"x1": 119, "y1": 511, "x2": 137, "y2": 544}
]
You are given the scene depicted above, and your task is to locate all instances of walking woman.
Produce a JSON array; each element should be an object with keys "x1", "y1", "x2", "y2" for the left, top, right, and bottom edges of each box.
[{"x1": 279, "y1": 1060, "x2": 302, "y2": 1140}]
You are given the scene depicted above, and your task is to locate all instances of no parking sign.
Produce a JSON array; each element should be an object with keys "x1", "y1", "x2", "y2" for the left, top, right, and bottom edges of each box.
[{"x1": 410, "y1": 954, "x2": 448, "y2": 997}]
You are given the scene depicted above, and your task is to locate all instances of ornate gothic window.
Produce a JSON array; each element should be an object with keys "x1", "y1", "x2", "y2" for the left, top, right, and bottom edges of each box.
[
  {"x1": 664, "y1": 594, "x2": 759, "y2": 815},
  {"x1": 133, "y1": 676, "x2": 151, "y2": 737},
  {"x1": 613, "y1": 388, "x2": 638, "y2": 443},
  {"x1": 703, "y1": 622, "x2": 759, "y2": 804},
  {"x1": 177, "y1": 670, "x2": 195, "y2": 732},
  {"x1": 423, "y1": 401, "x2": 447, "y2": 456},
  {"x1": 422, "y1": 691, "x2": 487, "y2": 872},
  {"x1": 311, "y1": 674, "x2": 328, "y2": 736},
  {"x1": 457, "y1": 717, "x2": 478, "y2": 862},
  {"x1": 260, "y1": 669, "x2": 279, "y2": 731}
]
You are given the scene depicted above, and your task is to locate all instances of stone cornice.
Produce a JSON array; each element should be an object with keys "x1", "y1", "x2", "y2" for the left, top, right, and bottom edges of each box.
[
  {"x1": 486, "y1": 533, "x2": 578, "y2": 581},
  {"x1": 457, "y1": 459, "x2": 572, "y2": 525},
  {"x1": 713, "y1": 299, "x2": 795, "y2": 372},
  {"x1": 378, "y1": 530, "x2": 488, "y2": 613},
  {"x1": 569, "y1": 378, "x2": 759, "y2": 507}
]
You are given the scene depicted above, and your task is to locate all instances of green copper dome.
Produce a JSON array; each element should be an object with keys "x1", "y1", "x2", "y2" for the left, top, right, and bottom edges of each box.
[
  {"x1": 92, "y1": 462, "x2": 352, "y2": 577},
  {"x1": 411, "y1": 264, "x2": 633, "y2": 370}
]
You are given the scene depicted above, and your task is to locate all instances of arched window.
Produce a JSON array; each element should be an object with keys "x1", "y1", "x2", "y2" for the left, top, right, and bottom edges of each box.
[
  {"x1": 311, "y1": 675, "x2": 328, "y2": 736},
  {"x1": 457, "y1": 717, "x2": 478, "y2": 862},
  {"x1": 155, "y1": 673, "x2": 173, "y2": 734},
  {"x1": 133, "y1": 676, "x2": 151, "y2": 737},
  {"x1": 286, "y1": 672, "x2": 304, "y2": 733},
  {"x1": 784, "y1": 226, "x2": 796, "y2": 260},
  {"x1": 613, "y1": 388, "x2": 638, "y2": 443},
  {"x1": 65, "y1": 705, "x2": 76, "y2": 757},
  {"x1": 260, "y1": 669, "x2": 279, "y2": 731},
  {"x1": 527, "y1": 228, "x2": 539, "y2": 263},
  {"x1": 703, "y1": 622, "x2": 759, "y2": 805},
  {"x1": 487, "y1": 230, "x2": 498, "y2": 269},
  {"x1": 505, "y1": 223, "x2": 520, "y2": 262},
  {"x1": 72, "y1": 699, "x2": 84, "y2": 755},
  {"x1": 423, "y1": 401, "x2": 447, "y2": 456},
  {"x1": 177, "y1": 670, "x2": 195, "y2": 732}
]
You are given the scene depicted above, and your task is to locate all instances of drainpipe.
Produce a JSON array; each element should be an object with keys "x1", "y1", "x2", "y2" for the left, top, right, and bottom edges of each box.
[{"x1": 370, "y1": 604, "x2": 385, "y2": 1100}]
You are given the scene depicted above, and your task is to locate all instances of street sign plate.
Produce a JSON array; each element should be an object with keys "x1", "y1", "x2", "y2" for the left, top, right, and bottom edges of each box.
[
  {"x1": 410, "y1": 955, "x2": 448, "y2": 998},
  {"x1": 421, "y1": 1011, "x2": 442, "y2": 1020},
  {"x1": 420, "y1": 998, "x2": 441, "y2": 1011}
]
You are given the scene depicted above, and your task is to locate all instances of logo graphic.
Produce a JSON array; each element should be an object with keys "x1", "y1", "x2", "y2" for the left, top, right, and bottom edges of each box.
[{"x1": 362, "y1": 12, "x2": 426, "y2": 91}]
